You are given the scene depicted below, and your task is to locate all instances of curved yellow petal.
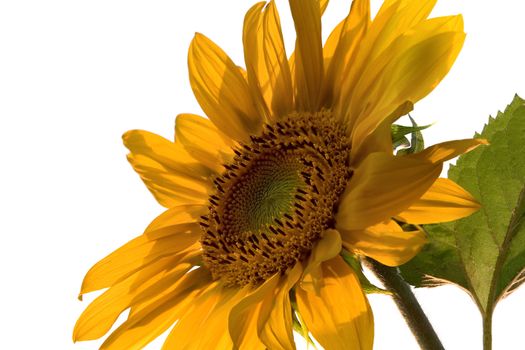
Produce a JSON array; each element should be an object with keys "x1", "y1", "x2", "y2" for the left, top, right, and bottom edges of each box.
[
  {"x1": 229, "y1": 274, "x2": 280, "y2": 350},
  {"x1": 301, "y1": 229, "x2": 342, "y2": 294},
  {"x1": 175, "y1": 113, "x2": 235, "y2": 173},
  {"x1": 100, "y1": 268, "x2": 211, "y2": 350},
  {"x1": 123, "y1": 130, "x2": 211, "y2": 207},
  {"x1": 73, "y1": 259, "x2": 190, "y2": 342},
  {"x1": 296, "y1": 256, "x2": 374, "y2": 350},
  {"x1": 340, "y1": 220, "x2": 426, "y2": 266},
  {"x1": 409, "y1": 138, "x2": 488, "y2": 163},
  {"x1": 322, "y1": 0, "x2": 369, "y2": 109},
  {"x1": 228, "y1": 263, "x2": 302, "y2": 350},
  {"x1": 396, "y1": 178, "x2": 480, "y2": 224},
  {"x1": 79, "y1": 227, "x2": 200, "y2": 296},
  {"x1": 336, "y1": 152, "x2": 441, "y2": 230},
  {"x1": 260, "y1": 264, "x2": 302, "y2": 350},
  {"x1": 243, "y1": 2, "x2": 271, "y2": 121},
  {"x1": 243, "y1": 2, "x2": 294, "y2": 121},
  {"x1": 188, "y1": 33, "x2": 263, "y2": 142},
  {"x1": 289, "y1": 0, "x2": 323, "y2": 111}
]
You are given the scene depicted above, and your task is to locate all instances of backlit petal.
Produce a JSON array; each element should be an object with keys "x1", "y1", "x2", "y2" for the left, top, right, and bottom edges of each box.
[
  {"x1": 336, "y1": 152, "x2": 441, "y2": 230},
  {"x1": 396, "y1": 178, "x2": 480, "y2": 224},
  {"x1": 301, "y1": 229, "x2": 342, "y2": 293},
  {"x1": 296, "y1": 256, "x2": 374, "y2": 350},
  {"x1": 322, "y1": 0, "x2": 369, "y2": 109},
  {"x1": 100, "y1": 269, "x2": 211, "y2": 350},
  {"x1": 144, "y1": 204, "x2": 206, "y2": 234},
  {"x1": 73, "y1": 259, "x2": 190, "y2": 341},
  {"x1": 188, "y1": 33, "x2": 263, "y2": 141},
  {"x1": 163, "y1": 281, "x2": 246, "y2": 350},
  {"x1": 79, "y1": 227, "x2": 200, "y2": 295},
  {"x1": 244, "y1": 2, "x2": 294, "y2": 120},
  {"x1": 175, "y1": 113, "x2": 235, "y2": 173},
  {"x1": 243, "y1": 2, "x2": 271, "y2": 121},
  {"x1": 229, "y1": 274, "x2": 281, "y2": 350},
  {"x1": 340, "y1": 220, "x2": 426, "y2": 266},
  {"x1": 337, "y1": 0, "x2": 437, "y2": 129},
  {"x1": 319, "y1": 0, "x2": 329, "y2": 15},
  {"x1": 350, "y1": 16, "x2": 465, "y2": 147},
  {"x1": 289, "y1": 0, "x2": 323, "y2": 111},
  {"x1": 409, "y1": 138, "x2": 488, "y2": 163},
  {"x1": 352, "y1": 101, "x2": 413, "y2": 164},
  {"x1": 260, "y1": 264, "x2": 302, "y2": 350},
  {"x1": 123, "y1": 130, "x2": 211, "y2": 207}
]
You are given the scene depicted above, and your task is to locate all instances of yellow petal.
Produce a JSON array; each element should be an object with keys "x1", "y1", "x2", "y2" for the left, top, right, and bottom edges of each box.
[
  {"x1": 322, "y1": 0, "x2": 369, "y2": 109},
  {"x1": 409, "y1": 138, "x2": 488, "y2": 163},
  {"x1": 100, "y1": 268, "x2": 211, "y2": 350},
  {"x1": 336, "y1": 152, "x2": 441, "y2": 230},
  {"x1": 144, "y1": 204, "x2": 206, "y2": 234},
  {"x1": 260, "y1": 264, "x2": 302, "y2": 350},
  {"x1": 396, "y1": 178, "x2": 480, "y2": 224},
  {"x1": 74, "y1": 259, "x2": 190, "y2": 341},
  {"x1": 123, "y1": 129, "x2": 210, "y2": 178},
  {"x1": 262, "y1": 1, "x2": 294, "y2": 118},
  {"x1": 337, "y1": 0, "x2": 437, "y2": 128},
  {"x1": 289, "y1": 0, "x2": 323, "y2": 111},
  {"x1": 362, "y1": 0, "x2": 437, "y2": 60},
  {"x1": 296, "y1": 256, "x2": 374, "y2": 350},
  {"x1": 129, "y1": 154, "x2": 211, "y2": 207},
  {"x1": 301, "y1": 229, "x2": 342, "y2": 293},
  {"x1": 243, "y1": 2, "x2": 272, "y2": 121},
  {"x1": 243, "y1": 1, "x2": 295, "y2": 121},
  {"x1": 227, "y1": 264, "x2": 302, "y2": 350},
  {"x1": 319, "y1": 0, "x2": 329, "y2": 15},
  {"x1": 163, "y1": 281, "x2": 247, "y2": 350},
  {"x1": 340, "y1": 220, "x2": 426, "y2": 266},
  {"x1": 79, "y1": 227, "x2": 200, "y2": 295},
  {"x1": 350, "y1": 16, "x2": 465, "y2": 146},
  {"x1": 188, "y1": 33, "x2": 263, "y2": 142},
  {"x1": 123, "y1": 130, "x2": 211, "y2": 207},
  {"x1": 175, "y1": 113, "x2": 235, "y2": 173},
  {"x1": 352, "y1": 101, "x2": 413, "y2": 164},
  {"x1": 229, "y1": 274, "x2": 281, "y2": 350}
]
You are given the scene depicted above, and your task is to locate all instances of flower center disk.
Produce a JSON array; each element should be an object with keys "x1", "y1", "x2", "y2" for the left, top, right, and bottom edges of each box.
[{"x1": 200, "y1": 111, "x2": 352, "y2": 287}]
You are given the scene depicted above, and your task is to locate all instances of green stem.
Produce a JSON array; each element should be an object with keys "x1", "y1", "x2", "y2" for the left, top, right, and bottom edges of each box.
[
  {"x1": 483, "y1": 311, "x2": 493, "y2": 350},
  {"x1": 366, "y1": 258, "x2": 445, "y2": 350}
]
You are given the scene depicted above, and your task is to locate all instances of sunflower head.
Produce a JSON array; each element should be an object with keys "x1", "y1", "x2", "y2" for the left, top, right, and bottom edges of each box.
[
  {"x1": 74, "y1": 1, "x2": 486, "y2": 349},
  {"x1": 201, "y1": 110, "x2": 353, "y2": 286}
]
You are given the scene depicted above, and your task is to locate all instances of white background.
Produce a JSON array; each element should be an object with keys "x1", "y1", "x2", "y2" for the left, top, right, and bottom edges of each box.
[{"x1": 1, "y1": 0, "x2": 524, "y2": 349}]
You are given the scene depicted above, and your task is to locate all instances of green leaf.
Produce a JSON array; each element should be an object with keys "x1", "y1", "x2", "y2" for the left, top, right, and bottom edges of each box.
[
  {"x1": 392, "y1": 116, "x2": 430, "y2": 154},
  {"x1": 399, "y1": 95, "x2": 525, "y2": 348},
  {"x1": 393, "y1": 135, "x2": 411, "y2": 150}
]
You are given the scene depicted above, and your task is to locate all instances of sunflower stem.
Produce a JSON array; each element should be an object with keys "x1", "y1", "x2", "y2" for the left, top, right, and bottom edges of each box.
[
  {"x1": 482, "y1": 311, "x2": 493, "y2": 350},
  {"x1": 366, "y1": 258, "x2": 445, "y2": 350}
]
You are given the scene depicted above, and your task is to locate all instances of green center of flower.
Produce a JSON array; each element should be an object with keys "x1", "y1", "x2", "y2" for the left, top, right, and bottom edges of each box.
[
  {"x1": 201, "y1": 111, "x2": 352, "y2": 287},
  {"x1": 223, "y1": 158, "x2": 303, "y2": 234}
]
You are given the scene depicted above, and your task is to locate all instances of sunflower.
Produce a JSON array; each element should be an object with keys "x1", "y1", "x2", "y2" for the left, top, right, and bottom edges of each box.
[{"x1": 74, "y1": 0, "x2": 485, "y2": 349}]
